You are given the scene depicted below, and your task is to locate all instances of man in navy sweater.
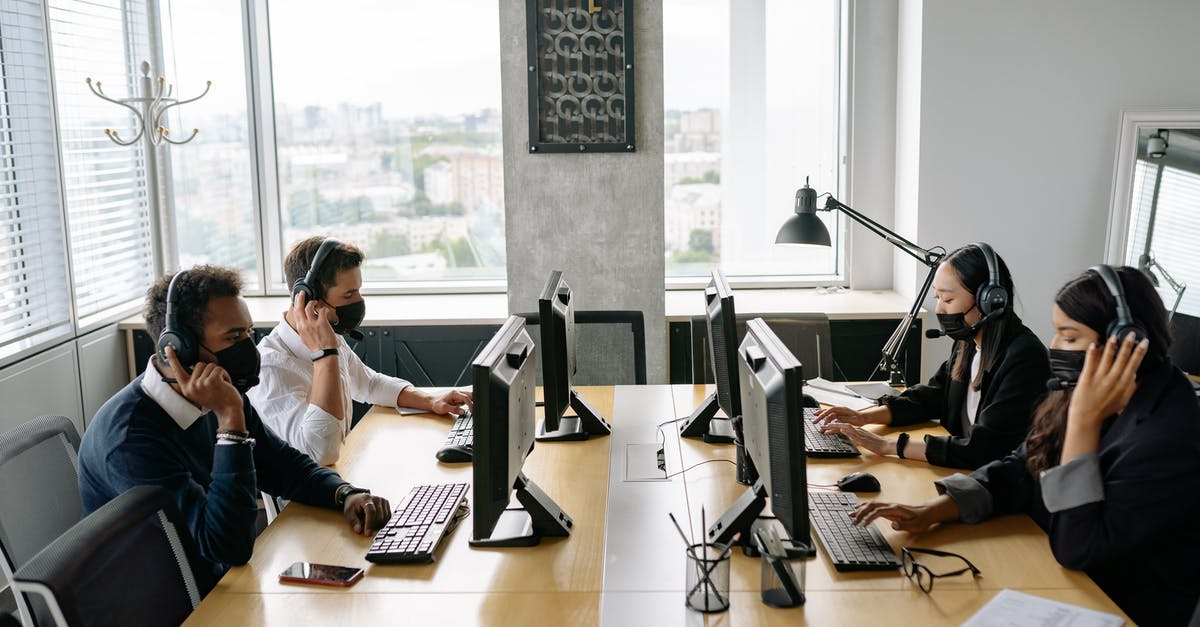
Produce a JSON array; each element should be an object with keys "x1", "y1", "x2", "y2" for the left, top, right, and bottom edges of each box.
[{"x1": 79, "y1": 265, "x2": 391, "y2": 585}]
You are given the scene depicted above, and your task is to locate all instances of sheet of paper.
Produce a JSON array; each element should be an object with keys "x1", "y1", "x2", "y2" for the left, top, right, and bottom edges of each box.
[
  {"x1": 962, "y1": 589, "x2": 1124, "y2": 627},
  {"x1": 805, "y1": 377, "x2": 858, "y2": 396},
  {"x1": 803, "y1": 385, "x2": 875, "y2": 411}
]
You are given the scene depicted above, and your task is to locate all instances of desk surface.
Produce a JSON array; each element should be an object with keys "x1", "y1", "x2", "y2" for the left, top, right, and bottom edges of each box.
[{"x1": 185, "y1": 385, "x2": 1127, "y2": 626}]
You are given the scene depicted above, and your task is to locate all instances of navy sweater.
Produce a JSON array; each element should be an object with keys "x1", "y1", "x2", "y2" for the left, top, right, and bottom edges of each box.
[{"x1": 79, "y1": 376, "x2": 346, "y2": 581}]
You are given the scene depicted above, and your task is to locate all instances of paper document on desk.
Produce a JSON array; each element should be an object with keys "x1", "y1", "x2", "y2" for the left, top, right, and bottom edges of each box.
[
  {"x1": 804, "y1": 378, "x2": 875, "y2": 411},
  {"x1": 397, "y1": 386, "x2": 472, "y2": 414},
  {"x1": 962, "y1": 589, "x2": 1124, "y2": 627}
]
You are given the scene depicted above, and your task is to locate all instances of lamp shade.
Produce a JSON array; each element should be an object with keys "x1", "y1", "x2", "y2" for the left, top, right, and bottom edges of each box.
[{"x1": 775, "y1": 183, "x2": 831, "y2": 246}]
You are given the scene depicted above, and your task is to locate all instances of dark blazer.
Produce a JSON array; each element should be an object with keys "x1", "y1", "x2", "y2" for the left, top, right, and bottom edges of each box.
[
  {"x1": 885, "y1": 325, "x2": 1049, "y2": 469},
  {"x1": 969, "y1": 362, "x2": 1200, "y2": 626}
]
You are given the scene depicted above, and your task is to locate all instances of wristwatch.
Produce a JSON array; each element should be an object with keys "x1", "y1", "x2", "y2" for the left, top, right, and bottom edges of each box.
[
  {"x1": 335, "y1": 484, "x2": 370, "y2": 507},
  {"x1": 309, "y1": 347, "x2": 338, "y2": 362}
]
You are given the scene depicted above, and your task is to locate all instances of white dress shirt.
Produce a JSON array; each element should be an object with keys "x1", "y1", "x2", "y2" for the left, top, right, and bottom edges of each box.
[
  {"x1": 965, "y1": 349, "x2": 982, "y2": 425},
  {"x1": 141, "y1": 358, "x2": 206, "y2": 431},
  {"x1": 247, "y1": 316, "x2": 411, "y2": 465}
]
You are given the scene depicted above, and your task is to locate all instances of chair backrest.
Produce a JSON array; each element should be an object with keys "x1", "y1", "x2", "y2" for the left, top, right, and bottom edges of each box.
[
  {"x1": 691, "y1": 314, "x2": 835, "y2": 383},
  {"x1": 516, "y1": 310, "x2": 647, "y2": 385},
  {"x1": 0, "y1": 416, "x2": 81, "y2": 626},
  {"x1": 12, "y1": 485, "x2": 213, "y2": 627}
]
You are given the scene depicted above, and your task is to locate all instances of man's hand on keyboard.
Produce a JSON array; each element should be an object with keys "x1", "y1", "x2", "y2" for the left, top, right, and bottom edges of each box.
[
  {"x1": 344, "y1": 493, "x2": 392, "y2": 536},
  {"x1": 432, "y1": 389, "x2": 473, "y2": 417},
  {"x1": 819, "y1": 422, "x2": 891, "y2": 456}
]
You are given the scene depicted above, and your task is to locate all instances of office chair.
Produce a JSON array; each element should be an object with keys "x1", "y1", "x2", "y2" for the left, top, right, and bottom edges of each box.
[
  {"x1": 0, "y1": 610, "x2": 19, "y2": 627},
  {"x1": 691, "y1": 313, "x2": 836, "y2": 383},
  {"x1": 516, "y1": 310, "x2": 648, "y2": 385},
  {"x1": 11, "y1": 485, "x2": 214, "y2": 627},
  {"x1": 0, "y1": 416, "x2": 81, "y2": 627}
]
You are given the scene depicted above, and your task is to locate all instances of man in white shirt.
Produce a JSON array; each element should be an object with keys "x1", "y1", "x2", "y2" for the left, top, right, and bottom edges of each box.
[{"x1": 248, "y1": 237, "x2": 471, "y2": 465}]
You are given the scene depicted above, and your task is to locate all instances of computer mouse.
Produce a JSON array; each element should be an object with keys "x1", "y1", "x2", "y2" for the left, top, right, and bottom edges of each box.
[
  {"x1": 837, "y1": 471, "x2": 880, "y2": 492},
  {"x1": 435, "y1": 444, "x2": 473, "y2": 464}
]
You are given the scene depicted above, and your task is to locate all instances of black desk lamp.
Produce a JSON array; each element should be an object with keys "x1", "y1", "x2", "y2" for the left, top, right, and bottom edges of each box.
[{"x1": 775, "y1": 178, "x2": 945, "y2": 386}]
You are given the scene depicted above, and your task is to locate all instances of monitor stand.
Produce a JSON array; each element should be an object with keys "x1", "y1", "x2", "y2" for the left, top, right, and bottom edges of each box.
[
  {"x1": 536, "y1": 389, "x2": 612, "y2": 442},
  {"x1": 677, "y1": 392, "x2": 736, "y2": 444},
  {"x1": 469, "y1": 472, "x2": 573, "y2": 548},
  {"x1": 706, "y1": 479, "x2": 815, "y2": 559}
]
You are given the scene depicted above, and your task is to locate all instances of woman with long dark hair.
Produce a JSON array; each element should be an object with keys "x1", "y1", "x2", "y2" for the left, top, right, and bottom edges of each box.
[
  {"x1": 815, "y1": 243, "x2": 1050, "y2": 469},
  {"x1": 852, "y1": 266, "x2": 1200, "y2": 625}
]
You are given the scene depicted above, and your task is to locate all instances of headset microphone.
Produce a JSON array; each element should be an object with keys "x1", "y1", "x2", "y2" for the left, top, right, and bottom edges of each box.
[
  {"x1": 1045, "y1": 378, "x2": 1076, "y2": 391},
  {"x1": 926, "y1": 329, "x2": 945, "y2": 339}
]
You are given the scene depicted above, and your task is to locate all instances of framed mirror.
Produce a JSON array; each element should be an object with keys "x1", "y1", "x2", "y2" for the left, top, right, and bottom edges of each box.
[{"x1": 1105, "y1": 108, "x2": 1200, "y2": 374}]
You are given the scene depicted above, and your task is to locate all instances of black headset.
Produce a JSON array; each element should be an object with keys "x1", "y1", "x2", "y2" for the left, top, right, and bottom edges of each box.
[
  {"x1": 1090, "y1": 265, "x2": 1147, "y2": 342},
  {"x1": 973, "y1": 242, "x2": 1009, "y2": 322},
  {"x1": 291, "y1": 238, "x2": 340, "y2": 302},
  {"x1": 156, "y1": 271, "x2": 199, "y2": 368}
]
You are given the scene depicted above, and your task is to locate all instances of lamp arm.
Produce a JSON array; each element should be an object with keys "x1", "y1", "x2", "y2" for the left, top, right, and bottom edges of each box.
[
  {"x1": 876, "y1": 261, "x2": 939, "y2": 385},
  {"x1": 1148, "y1": 256, "x2": 1186, "y2": 294},
  {"x1": 823, "y1": 197, "x2": 943, "y2": 267}
]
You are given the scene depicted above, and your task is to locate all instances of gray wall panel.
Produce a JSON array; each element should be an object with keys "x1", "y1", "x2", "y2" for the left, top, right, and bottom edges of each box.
[
  {"x1": 77, "y1": 325, "x2": 129, "y2": 429},
  {"x1": 500, "y1": 0, "x2": 667, "y2": 383},
  {"x1": 0, "y1": 343, "x2": 84, "y2": 436}
]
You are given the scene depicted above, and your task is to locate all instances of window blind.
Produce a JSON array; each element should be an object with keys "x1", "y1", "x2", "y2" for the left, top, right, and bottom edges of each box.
[
  {"x1": 48, "y1": 0, "x2": 154, "y2": 321},
  {"x1": 0, "y1": 0, "x2": 72, "y2": 349},
  {"x1": 1124, "y1": 160, "x2": 1200, "y2": 317}
]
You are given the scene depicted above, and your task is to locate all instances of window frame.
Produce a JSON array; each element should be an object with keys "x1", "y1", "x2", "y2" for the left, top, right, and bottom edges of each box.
[{"x1": 662, "y1": 0, "x2": 851, "y2": 290}]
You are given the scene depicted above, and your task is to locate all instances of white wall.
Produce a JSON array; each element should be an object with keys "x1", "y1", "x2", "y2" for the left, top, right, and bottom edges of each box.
[{"x1": 906, "y1": 0, "x2": 1200, "y2": 348}]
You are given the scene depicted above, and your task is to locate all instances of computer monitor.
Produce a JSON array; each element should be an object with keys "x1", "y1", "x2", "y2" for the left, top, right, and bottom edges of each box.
[
  {"x1": 707, "y1": 318, "x2": 813, "y2": 557},
  {"x1": 535, "y1": 270, "x2": 611, "y2": 441},
  {"x1": 679, "y1": 270, "x2": 739, "y2": 444},
  {"x1": 469, "y1": 316, "x2": 573, "y2": 547}
]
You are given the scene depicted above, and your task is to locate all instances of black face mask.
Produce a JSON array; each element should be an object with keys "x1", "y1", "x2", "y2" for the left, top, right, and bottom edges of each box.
[
  {"x1": 936, "y1": 305, "x2": 981, "y2": 342},
  {"x1": 1048, "y1": 348, "x2": 1086, "y2": 387},
  {"x1": 328, "y1": 298, "x2": 366, "y2": 339},
  {"x1": 206, "y1": 337, "x2": 261, "y2": 394}
]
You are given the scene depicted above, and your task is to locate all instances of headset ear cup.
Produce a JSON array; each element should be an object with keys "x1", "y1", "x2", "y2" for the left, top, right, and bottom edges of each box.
[
  {"x1": 156, "y1": 328, "x2": 198, "y2": 369},
  {"x1": 1106, "y1": 320, "x2": 1147, "y2": 344},
  {"x1": 292, "y1": 279, "x2": 315, "y2": 302}
]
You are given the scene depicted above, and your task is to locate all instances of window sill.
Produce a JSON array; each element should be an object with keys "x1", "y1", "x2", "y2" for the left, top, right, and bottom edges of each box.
[{"x1": 117, "y1": 288, "x2": 921, "y2": 330}]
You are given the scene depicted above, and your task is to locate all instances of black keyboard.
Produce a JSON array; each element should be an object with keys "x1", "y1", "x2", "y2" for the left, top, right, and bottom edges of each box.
[
  {"x1": 808, "y1": 491, "x2": 901, "y2": 571},
  {"x1": 435, "y1": 411, "x2": 474, "y2": 463},
  {"x1": 366, "y1": 482, "x2": 469, "y2": 564},
  {"x1": 803, "y1": 408, "x2": 861, "y2": 458}
]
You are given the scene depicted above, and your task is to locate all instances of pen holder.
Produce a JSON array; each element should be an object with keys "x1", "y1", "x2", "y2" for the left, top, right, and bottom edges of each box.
[
  {"x1": 758, "y1": 538, "x2": 805, "y2": 607},
  {"x1": 685, "y1": 542, "x2": 731, "y2": 613}
]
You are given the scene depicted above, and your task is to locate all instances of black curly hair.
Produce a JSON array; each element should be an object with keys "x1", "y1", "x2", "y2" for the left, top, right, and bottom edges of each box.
[{"x1": 144, "y1": 265, "x2": 244, "y2": 340}]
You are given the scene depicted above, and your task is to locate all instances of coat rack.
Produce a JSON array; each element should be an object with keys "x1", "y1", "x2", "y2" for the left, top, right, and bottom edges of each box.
[{"x1": 86, "y1": 60, "x2": 211, "y2": 275}]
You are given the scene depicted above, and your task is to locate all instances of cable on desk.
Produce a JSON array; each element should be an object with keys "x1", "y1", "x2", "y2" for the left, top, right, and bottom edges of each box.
[{"x1": 664, "y1": 458, "x2": 736, "y2": 479}]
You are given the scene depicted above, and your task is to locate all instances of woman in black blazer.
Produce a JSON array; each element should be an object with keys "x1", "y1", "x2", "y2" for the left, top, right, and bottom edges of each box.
[
  {"x1": 815, "y1": 243, "x2": 1050, "y2": 470},
  {"x1": 853, "y1": 266, "x2": 1200, "y2": 626}
]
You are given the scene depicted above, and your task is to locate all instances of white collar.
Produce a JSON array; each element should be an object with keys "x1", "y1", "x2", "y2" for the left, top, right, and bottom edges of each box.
[
  {"x1": 140, "y1": 357, "x2": 208, "y2": 430},
  {"x1": 277, "y1": 313, "x2": 313, "y2": 360}
]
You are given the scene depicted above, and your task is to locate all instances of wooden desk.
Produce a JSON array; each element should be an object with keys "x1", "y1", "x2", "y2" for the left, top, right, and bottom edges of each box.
[{"x1": 185, "y1": 385, "x2": 1128, "y2": 626}]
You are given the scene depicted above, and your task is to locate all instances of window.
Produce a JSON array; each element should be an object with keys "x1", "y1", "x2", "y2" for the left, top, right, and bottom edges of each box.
[
  {"x1": 48, "y1": 0, "x2": 156, "y2": 323},
  {"x1": 160, "y1": 0, "x2": 258, "y2": 284},
  {"x1": 1124, "y1": 158, "x2": 1200, "y2": 317},
  {"x1": 664, "y1": 0, "x2": 843, "y2": 282},
  {"x1": 266, "y1": 0, "x2": 505, "y2": 286},
  {"x1": 0, "y1": 0, "x2": 72, "y2": 359}
]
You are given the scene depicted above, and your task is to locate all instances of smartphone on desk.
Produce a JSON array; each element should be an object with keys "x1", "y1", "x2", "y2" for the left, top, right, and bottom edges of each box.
[{"x1": 279, "y1": 562, "x2": 364, "y2": 587}]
